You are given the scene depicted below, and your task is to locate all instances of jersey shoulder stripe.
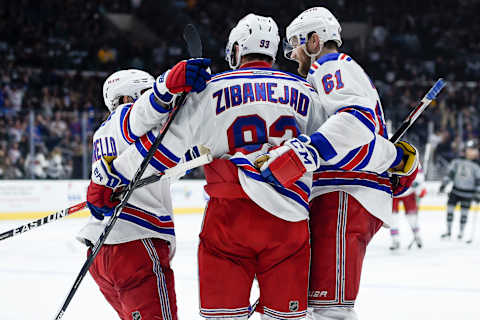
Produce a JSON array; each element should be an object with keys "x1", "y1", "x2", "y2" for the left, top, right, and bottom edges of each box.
[
  {"x1": 210, "y1": 68, "x2": 315, "y2": 92},
  {"x1": 119, "y1": 104, "x2": 138, "y2": 144},
  {"x1": 336, "y1": 105, "x2": 376, "y2": 133},
  {"x1": 309, "y1": 52, "x2": 352, "y2": 74}
]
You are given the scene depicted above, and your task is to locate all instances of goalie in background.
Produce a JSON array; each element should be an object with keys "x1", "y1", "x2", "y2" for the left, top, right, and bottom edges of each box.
[
  {"x1": 390, "y1": 165, "x2": 427, "y2": 251},
  {"x1": 439, "y1": 140, "x2": 480, "y2": 240}
]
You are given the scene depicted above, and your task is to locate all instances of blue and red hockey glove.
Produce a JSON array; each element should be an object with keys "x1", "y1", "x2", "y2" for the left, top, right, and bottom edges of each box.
[
  {"x1": 153, "y1": 58, "x2": 211, "y2": 105},
  {"x1": 255, "y1": 134, "x2": 321, "y2": 187},
  {"x1": 86, "y1": 156, "x2": 128, "y2": 220}
]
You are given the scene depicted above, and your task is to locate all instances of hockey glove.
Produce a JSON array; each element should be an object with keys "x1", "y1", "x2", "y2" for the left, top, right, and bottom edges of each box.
[
  {"x1": 153, "y1": 58, "x2": 211, "y2": 105},
  {"x1": 256, "y1": 135, "x2": 320, "y2": 187},
  {"x1": 388, "y1": 141, "x2": 419, "y2": 176},
  {"x1": 87, "y1": 156, "x2": 128, "y2": 220},
  {"x1": 391, "y1": 166, "x2": 419, "y2": 197}
]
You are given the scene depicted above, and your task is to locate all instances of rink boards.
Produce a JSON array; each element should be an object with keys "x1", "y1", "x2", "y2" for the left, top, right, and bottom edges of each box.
[{"x1": 0, "y1": 180, "x2": 474, "y2": 220}]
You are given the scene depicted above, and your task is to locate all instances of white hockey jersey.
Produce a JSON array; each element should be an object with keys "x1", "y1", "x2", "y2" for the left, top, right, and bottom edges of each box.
[
  {"x1": 306, "y1": 52, "x2": 399, "y2": 225},
  {"x1": 77, "y1": 89, "x2": 176, "y2": 248},
  {"x1": 114, "y1": 62, "x2": 327, "y2": 222}
]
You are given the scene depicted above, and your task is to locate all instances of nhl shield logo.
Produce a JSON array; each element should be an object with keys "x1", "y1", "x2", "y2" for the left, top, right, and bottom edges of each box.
[
  {"x1": 289, "y1": 300, "x2": 299, "y2": 312},
  {"x1": 131, "y1": 311, "x2": 142, "y2": 320}
]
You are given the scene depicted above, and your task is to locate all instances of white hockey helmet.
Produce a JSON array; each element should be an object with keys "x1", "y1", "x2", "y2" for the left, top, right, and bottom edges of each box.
[
  {"x1": 225, "y1": 13, "x2": 280, "y2": 69},
  {"x1": 102, "y1": 69, "x2": 154, "y2": 112},
  {"x1": 284, "y1": 7, "x2": 342, "y2": 60}
]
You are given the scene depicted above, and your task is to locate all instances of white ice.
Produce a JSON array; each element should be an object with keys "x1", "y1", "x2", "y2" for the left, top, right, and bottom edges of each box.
[{"x1": 1, "y1": 208, "x2": 479, "y2": 320}]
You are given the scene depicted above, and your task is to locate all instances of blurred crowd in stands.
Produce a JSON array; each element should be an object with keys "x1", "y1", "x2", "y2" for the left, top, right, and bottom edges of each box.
[{"x1": 0, "y1": 0, "x2": 479, "y2": 179}]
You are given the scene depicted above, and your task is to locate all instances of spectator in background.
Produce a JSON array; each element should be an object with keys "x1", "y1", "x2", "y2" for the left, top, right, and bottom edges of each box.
[
  {"x1": 24, "y1": 145, "x2": 48, "y2": 179},
  {"x1": 3, "y1": 157, "x2": 23, "y2": 179},
  {"x1": 46, "y1": 147, "x2": 64, "y2": 179}
]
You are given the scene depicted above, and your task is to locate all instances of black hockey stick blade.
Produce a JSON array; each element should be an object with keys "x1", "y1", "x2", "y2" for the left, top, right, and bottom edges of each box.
[{"x1": 183, "y1": 24, "x2": 202, "y2": 58}]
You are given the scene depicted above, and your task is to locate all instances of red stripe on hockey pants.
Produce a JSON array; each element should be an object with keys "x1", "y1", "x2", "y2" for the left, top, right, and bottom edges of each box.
[
  {"x1": 88, "y1": 238, "x2": 177, "y2": 320},
  {"x1": 308, "y1": 191, "x2": 382, "y2": 308},
  {"x1": 198, "y1": 197, "x2": 310, "y2": 318}
]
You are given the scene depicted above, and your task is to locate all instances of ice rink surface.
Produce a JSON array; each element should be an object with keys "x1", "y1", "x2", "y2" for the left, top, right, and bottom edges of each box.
[{"x1": 1, "y1": 208, "x2": 479, "y2": 320}]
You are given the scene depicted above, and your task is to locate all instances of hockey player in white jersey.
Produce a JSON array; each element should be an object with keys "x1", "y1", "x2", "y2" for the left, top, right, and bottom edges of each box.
[
  {"x1": 86, "y1": 13, "x2": 418, "y2": 319},
  {"x1": 88, "y1": 14, "x2": 328, "y2": 320},
  {"x1": 79, "y1": 62, "x2": 211, "y2": 320},
  {"x1": 256, "y1": 7, "x2": 420, "y2": 320}
]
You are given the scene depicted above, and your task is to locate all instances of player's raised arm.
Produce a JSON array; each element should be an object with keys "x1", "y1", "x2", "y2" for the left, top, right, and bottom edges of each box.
[{"x1": 106, "y1": 60, "x2": 211, "y2": 143}]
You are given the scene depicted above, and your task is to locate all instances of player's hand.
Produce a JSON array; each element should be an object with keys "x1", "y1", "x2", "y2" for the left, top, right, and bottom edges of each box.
[
  {"x1": 388, "y1": 141, "x2": 419, "y2": 176},
  {"x1": 391, "y1": 166, "x2": 419, "y2": 197},
  {"x1": 255, "y1": 135, "x2": 320, "y2": 187},
  {"x1": 87, "y1": 156, "x2": 128, "y2": 220},
  {"x1": 153, "y1": 58, "x2": 212, "y2": 104}
]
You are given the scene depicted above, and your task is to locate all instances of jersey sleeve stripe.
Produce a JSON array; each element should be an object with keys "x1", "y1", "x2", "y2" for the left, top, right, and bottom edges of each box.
[
  {"x1": 122, "y1": 205, "x2": 174, "y2": 228},
  {"x1": 149, "y1": 92, "x2": 171, "y2": 114},
  {"x1": 317, "y1": 146, "x2": 360, "y2": 171},
  {"x1": 310, "y1": 132, "x2": 338, "y2": 161},
  {"x1": 374, "y1": 101, "x2": 388, "y2": 138},
  {"x1": 146, "y1": 132, "x2": 181, "y2": 162},
  {"x1": 340, "y1": 143, "x2": 370, "y2": 171},
  {"x1": 119, "y1": 212, "x2": 175, "y2": 235},
  {"x1": 110, "y1": 162, "x2": 131, "y2": 185},
  {"x1": 230, "y1": 158, "x2": 310, "y2": 207},
  {"x1": 140, "y1": 134, "x2": 179, "y2": 168},
  {"x1": 135, "y1": 139, "x2": 169, "y2": 172},
  {"x1": 313, "y1": 171, "x2": 392, "y2": 194},
  {"x1": 354, "y1": 138, "x2": 376, "y2": 171},
  {"x1": 336, "y1": 106, "x2": 376, "y2": 133},
  {"x1": 119, "y1": 105, "x2": 139, "y2": 144}
]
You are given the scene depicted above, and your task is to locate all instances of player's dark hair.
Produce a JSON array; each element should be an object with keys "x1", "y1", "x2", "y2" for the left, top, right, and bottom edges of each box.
[
  {"x1": 242, "y1": 53, "x2": 273, "y2": 63},
  {"x1": 324, "y1": 40, "x2": 339, "y2": 49}
]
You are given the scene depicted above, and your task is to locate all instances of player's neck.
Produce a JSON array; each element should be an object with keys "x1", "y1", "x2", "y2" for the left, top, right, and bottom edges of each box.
[
  {"x1": 239, "y1": 61, "x2": 272, "y2": 69},
  {"x1": 316, "y1": 47, "x2": 338, "y2": 60}
]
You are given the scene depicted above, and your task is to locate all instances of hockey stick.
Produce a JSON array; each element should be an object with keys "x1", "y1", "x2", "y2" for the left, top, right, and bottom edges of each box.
[
  {"x1": 0, "y1": 202, "x2": 87, "y2": 242},
  {"x1": 0, "y1": 151, "x2": 211, "y2": 242},
  {"x1": 53, "y1": 24, "x2": 203, "y2": 320},
  {"x1": 254, "y1": 78, "x2": 447, "y2": 170},
  {"x1": 390, "y1": 78, "x2": 446, "y2": 143},
  {"x1": 466, "y1": 203, "x2": 478, "y2": 244}
]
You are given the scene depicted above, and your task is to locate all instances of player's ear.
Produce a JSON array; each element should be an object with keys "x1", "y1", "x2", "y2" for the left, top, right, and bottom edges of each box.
[
  {"x1": 307, "y1": 33, "x2": 322, "y2": 55},
  {"x1": 232, "y1": 43, "x2": 240, "y2": 67}
]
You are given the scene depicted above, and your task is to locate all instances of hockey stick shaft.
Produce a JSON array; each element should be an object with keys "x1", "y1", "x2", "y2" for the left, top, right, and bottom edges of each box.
[
  {"x1": 390, "y1": 78, "x2": 446, "y2": 143},
  {"x1": 0, "y1": 202, "x2": 87, "y2": 241},
  {"x1": 53, "y1": 24, "x2": 203, "y2": 320},
  {"x1": 0, "y1": 153, "x2": 211, "y2": 242}
]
